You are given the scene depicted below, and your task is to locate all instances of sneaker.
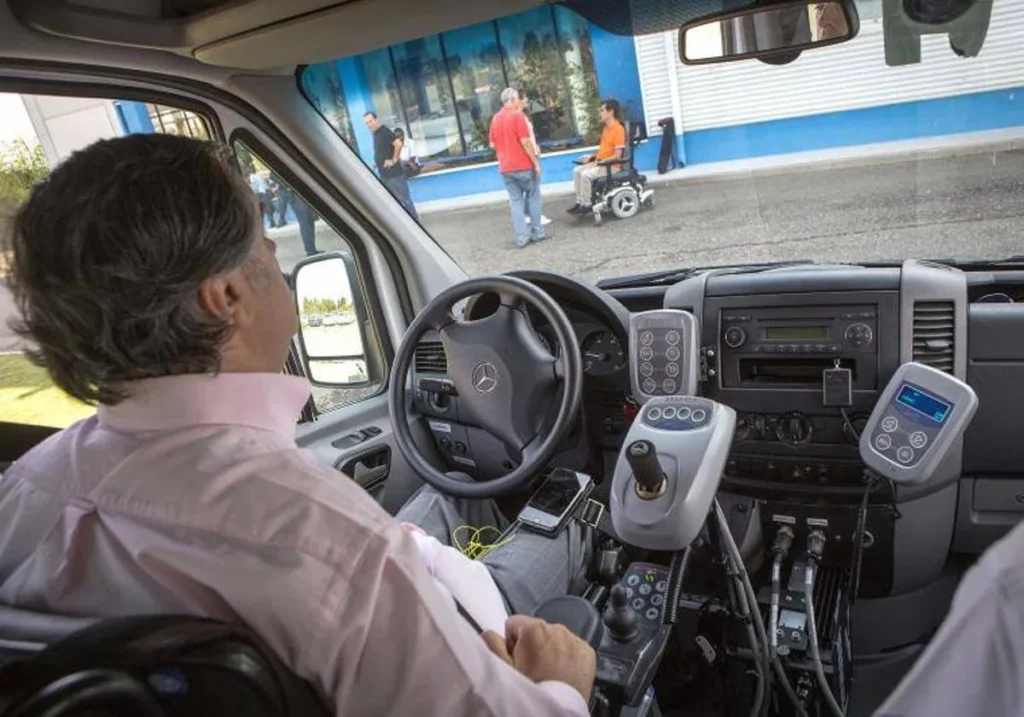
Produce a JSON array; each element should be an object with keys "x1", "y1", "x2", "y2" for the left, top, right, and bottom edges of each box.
[{"x1": 540, "y1": 215, "x2": 553, "y2": 226}]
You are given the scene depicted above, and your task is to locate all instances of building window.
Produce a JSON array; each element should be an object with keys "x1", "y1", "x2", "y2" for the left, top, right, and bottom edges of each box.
[
  {"x1": 442, "y1": 22, "x2": 506, "y2": 154},
  {"x1": 391, "y1": 37, "x2": 462, "y2": 160},
  {"x1": 299, "y1": 63, "x2": 356, "y2": 146},
  {"x1": 497, "y1": 7, "x2": 578, "y2": 144},
  {"x1": 146, "y1": 104, "x2": 210, "y2": 140},
  {"x1": 300, "y1": 6, "x2": 603, "y2": 170}
]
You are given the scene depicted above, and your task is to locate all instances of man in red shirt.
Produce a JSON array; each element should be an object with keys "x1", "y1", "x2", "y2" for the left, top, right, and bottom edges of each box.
[{"x1": 489, "y1": 87, "x2": 548, "y2": 247}]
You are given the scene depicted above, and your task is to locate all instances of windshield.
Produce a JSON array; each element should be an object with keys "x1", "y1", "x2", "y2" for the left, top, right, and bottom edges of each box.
[{"x1": 298, "y1": 0, "x2": 1024, "y2": 284}]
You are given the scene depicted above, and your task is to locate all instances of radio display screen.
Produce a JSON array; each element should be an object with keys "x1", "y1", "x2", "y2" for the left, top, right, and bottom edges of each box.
[
  {"x1": 896, "y1": 383, "x2": 952, "y2": 424},
  {"x1": 763, "y1": 326, "x2": 829, "y2": 340}
]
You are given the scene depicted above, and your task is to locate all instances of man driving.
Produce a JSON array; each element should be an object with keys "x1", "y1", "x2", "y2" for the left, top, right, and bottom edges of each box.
[
  {"x1": 0, "y1": 134, "x2": 595, "y2": 715},
  {"x1": 567, "y1": 99, "x2": 627, "y2": 216}
]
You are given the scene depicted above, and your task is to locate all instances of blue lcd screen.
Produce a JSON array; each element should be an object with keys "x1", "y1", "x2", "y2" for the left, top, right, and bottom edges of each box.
[{"x1": 895, "y1": 383, "x2": 952, "y2": 424}]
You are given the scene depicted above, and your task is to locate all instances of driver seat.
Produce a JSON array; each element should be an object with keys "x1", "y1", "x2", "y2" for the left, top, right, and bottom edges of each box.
[{"x1": 0, "y1": 605, "x2": 329, "y2": 717}]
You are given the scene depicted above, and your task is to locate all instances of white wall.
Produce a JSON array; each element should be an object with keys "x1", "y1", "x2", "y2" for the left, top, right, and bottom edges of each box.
[
  {"x1": 21, "y1": 95, "x2": 123, "y2": 167},
  {"x1": 635, "y1": 0, "x2": 1024, "y2": 135}
]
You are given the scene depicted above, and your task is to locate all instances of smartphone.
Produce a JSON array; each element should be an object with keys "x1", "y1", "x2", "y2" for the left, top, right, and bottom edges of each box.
[{"x1": 517, "y1": 469, "x2": 593, "y2": 536}]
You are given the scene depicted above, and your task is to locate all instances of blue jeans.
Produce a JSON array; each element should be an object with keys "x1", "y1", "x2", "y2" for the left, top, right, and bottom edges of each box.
[
  {"x1": 502, "y1": 170, "x2": 544, "y2": 247},
  {"x1": 383, "y1": 174, "x2": 419, "y2": 220}
]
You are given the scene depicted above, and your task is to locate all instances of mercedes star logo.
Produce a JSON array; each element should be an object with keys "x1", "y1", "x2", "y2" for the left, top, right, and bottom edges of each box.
[{"x1": 472, "y1": 362, "x2": 499, "y2": 393}]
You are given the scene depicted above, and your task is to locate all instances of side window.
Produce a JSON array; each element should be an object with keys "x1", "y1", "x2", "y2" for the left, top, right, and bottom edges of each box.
[
  {"x1": 0, "y1": 93, "x2": 212, "y2": 429},
  {"x1": 231, "y1": 141, "x2": 386, "y2": 416}
]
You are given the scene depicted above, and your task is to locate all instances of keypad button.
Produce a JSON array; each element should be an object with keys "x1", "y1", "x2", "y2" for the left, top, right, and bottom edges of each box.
[
  {"x1": 661, "y1": 406, "x2": 677, "y2": 420},
  {"x1": 666, "y1": 346, "x2": 680, "y2": 361},
  {"x1": 626, "y1": 574, "x2": 640, "y2": 586},
  {"x1": 632, "y1": 598, "x2": 645, "y2": 611},
  {"x1": 691, "y1": 409, "x2": 707, "y2": 423},
  {"x1": 647, "y1": 407, "x2": 662, "y2": 421},
  {"x1": 666, "y1": 331, "x2": 681, "y2": 346},
  {"x1": 676, "y1": 407, "x2": 691, "y2": 421},
  {"x1": 663, "y1": 379, "x2": 677, "y2": 393},
  {"x1": 651, "y1": 594, "x2": 664, "y2": 606},
  {"x1": 643, "y1": 379, "x2": 657, "y2": 393},
  {"x1": 640, "y1": 347, "x2": 654, "y2": 361},
  {"x1": 897, "y1": 446, "x2": 914, "y2": 464},
  {"x1": 646, "y1": 608, "x2": 660, "y2": 621},
  {"x1": 666, "y1": 363, "x2": 680, "y2": 377},
  {"x1": 874, "y1": 434, "x2": 892, "y2": 451},
  {"x1": 641, "y1": 331, "x2": 654, "y2": 346},
  {"x1": 882, "y1": 416, "x2": 899, "y2": 433},
  {"x1": 640, "y1": 362, "x2": 654, "y2": 377},
  {"x1": 655, "y1": 580, "x2": 667, "y2": 592},
  {"x1": 639, "y1": 583, "x2": 652, "y2": 595},
  {"x1": 910, "y1": 431, "x2": 928, "y2": 449}
]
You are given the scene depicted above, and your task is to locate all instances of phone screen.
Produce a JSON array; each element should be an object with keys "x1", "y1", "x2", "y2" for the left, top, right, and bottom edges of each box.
[{"x1": 527, "y1": 472, "x2": 583, "y2": 518}]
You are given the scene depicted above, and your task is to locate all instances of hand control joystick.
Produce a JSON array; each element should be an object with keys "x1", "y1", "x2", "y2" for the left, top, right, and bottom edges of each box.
[
  {"x1": 603, "y1": 584, "x2": 639, "y2": 642},
  {"x1": 626, "y1": 440, "x2": 666, "y2": 498}
]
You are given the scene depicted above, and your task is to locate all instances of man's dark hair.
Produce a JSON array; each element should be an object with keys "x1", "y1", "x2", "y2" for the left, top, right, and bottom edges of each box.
[
  {"x1": 601, "y1": 98, "x2": 622, "y2": 121},
  {"x1": 7, "y1": 133, "x2": 258, "y2": 405},
  {"x1": 363, "y1": 111, "x2": 378, "y2": 119}
]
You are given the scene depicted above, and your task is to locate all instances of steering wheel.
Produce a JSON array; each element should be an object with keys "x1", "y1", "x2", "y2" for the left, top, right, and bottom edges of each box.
[{"x1": 389, "y1": 275, "x2": 584, "y2": 498}]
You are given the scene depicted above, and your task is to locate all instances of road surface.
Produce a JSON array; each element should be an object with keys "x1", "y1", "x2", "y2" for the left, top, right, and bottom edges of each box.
[
  {"x1": 4, "y1": 148, "x2": 1022, "y2": 353},
  {"x1": 418, "y1": 148, "x2": 1024, "y2": 284}
]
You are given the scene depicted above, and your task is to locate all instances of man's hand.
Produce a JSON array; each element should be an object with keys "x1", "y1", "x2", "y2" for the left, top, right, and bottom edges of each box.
[
  {"x1": 483, "y1": 615, "x2": 596, "y2": 702},
  {"x1": 534, "y1": 163, "x2": 543, "y2": 180},
  {"x1": 383, "y1": 159, "x2": 395, "y2": 168}
]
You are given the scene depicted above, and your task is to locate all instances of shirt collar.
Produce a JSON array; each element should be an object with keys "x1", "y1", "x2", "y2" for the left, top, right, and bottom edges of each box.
[{"x1": 97, "y1": 373, "x2": 311, "y2": 439}]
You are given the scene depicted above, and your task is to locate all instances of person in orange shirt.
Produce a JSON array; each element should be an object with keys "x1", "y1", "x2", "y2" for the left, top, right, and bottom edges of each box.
[{"x1": 568, "y1": 99, "x2": 626, "y2": 215}]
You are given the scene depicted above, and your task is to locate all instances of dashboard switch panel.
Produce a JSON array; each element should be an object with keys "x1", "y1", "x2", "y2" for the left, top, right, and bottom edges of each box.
[
  {"x1": 629, "y1": 310, "x2": 700, "y2": 403},
  {"x1": 860, "y1": 362, "x2": 978, "y2": 485}
]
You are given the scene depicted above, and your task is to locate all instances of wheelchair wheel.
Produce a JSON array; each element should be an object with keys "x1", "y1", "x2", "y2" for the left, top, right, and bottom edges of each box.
[{"x1": 610, "y1": 188, "x2": 640, "y2": 219}]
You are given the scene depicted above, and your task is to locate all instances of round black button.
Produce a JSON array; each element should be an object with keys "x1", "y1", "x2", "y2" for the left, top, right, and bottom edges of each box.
[{"x1": 724, "y1": 326, "x2": 746, "y2": 348}]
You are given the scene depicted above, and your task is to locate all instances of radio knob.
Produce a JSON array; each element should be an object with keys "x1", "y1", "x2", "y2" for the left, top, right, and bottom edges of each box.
[
  {"x1": 724, "y1": 326, "x2": 747, "y2": 348},
  {"x1": 844, "y1": 322, "x2": 873, "y2": 347},
  {"x1": 776, "y1": 412, "x2": 814, "y2": 445}
]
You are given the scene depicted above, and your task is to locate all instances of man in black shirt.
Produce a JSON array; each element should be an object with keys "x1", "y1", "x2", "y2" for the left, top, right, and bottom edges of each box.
[{"x1": 363, "y1": 111, "x2": 418, "y2": 220}]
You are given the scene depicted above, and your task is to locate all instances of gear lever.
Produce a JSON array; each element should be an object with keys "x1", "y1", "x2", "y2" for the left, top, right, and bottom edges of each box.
[
  {"x1": 603, "y1": 584, "x2": 639, "y2": 642},
  {"x1": 626, "y1": 440, "x2": 666, "y2": 498}
]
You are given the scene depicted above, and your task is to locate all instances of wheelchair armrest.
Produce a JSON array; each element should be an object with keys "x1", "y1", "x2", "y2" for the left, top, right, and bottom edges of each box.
[{"x1": 533, "y1": 596, "x2": 605, "y2": 649}]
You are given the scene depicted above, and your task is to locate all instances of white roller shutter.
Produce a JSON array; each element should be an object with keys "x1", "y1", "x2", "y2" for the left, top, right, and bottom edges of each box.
[
  {"x1": 635, "y1": 0, "x2": 1024, "y2": 133},
  {"x1": 634, "y1": 32, "x2": 677, "y2": 135}
]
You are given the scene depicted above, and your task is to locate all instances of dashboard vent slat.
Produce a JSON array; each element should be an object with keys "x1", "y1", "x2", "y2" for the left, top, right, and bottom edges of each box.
[
  {"x1": 414, "y1": 341, "x2": 448, "y2": 373},
  {"x1": 912, "y1": 302, "x2": 955, "y2": 374}
]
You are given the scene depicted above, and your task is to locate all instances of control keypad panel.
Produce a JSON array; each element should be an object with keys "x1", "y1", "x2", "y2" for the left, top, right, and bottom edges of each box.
[
  {"x1": 621, "y1": 562, "x2": 670, "y2": 626},
  {"x1": 629, "y1": 310, "x2": 699, "y2": 402},
  {"x1": 641, "y1": 396, "x2": 716, "y2": 432},
  {"x1": 860, "y1": 363, "x2": 978, "y2": 486},
  {"x1": 869, "y1": 382, "x2": 951, "y2": 468}
]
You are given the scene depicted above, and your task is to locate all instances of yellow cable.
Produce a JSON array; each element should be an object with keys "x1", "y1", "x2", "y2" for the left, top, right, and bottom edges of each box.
[{"x1": 453, "y1": 525, "x2": 516, "y2": 560}]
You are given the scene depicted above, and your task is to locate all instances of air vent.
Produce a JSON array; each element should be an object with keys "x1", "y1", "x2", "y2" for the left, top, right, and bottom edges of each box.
[
  {"x1": 912, "y1": 301, "x2": 955, "y2": 373},
  {"x1": 414, "y1": 341, "x2": 448, "y2": 373}
]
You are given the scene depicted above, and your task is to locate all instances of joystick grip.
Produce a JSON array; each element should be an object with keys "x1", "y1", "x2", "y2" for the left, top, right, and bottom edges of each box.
[
  {"x1": 604, "y1": 584, "x2": 639, "y2": 642},
  {"x1": 627, "y1": 440, "x2": 665, "y2": 494}
]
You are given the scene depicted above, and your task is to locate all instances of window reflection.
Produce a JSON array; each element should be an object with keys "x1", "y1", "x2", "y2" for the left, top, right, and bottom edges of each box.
[
  {"x1": 392, "y1": 37, "x2": 461, "y2": 160},
  {"x1": 300, "y1": 63, "x2": 356, "y2": 146},
  {"x1": 443, "y1": 23, "x2": 505, "y2": 155},
  {"x1": 497, "y1": 7, "x2": 576, "y2": 143},
  {"x1": 364, "y1": 47, "x2": 406, "y2": 133}
]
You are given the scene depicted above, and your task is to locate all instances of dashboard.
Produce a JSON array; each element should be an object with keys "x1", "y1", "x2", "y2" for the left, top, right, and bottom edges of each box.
[{"x1": 410, "y1": 260, "x2": 1024, "y2": 597}]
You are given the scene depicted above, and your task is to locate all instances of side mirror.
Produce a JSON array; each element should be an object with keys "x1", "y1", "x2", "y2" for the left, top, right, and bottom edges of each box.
[
  {"x1": 292, "y1": 252, "x2": 382, "y2": 388},
  {"x1": 680, "y1": 0, "x2": 859, "y2": 65}
]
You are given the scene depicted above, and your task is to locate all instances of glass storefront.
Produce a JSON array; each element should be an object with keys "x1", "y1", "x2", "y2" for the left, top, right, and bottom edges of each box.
[{"x1": 302, "y1": 5, "x2": 605, "y2": 170}]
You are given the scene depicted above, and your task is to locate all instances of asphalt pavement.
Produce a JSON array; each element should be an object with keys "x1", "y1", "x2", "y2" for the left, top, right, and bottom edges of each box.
[
  {"x1": 3, "y1": 147, "x2": 1021, "y2": 353},
  {"x1": 417, "y1": 148, "x2": 1024, "y2": 284}
]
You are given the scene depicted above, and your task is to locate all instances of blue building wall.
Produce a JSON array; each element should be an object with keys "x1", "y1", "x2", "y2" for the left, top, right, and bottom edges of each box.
[
  {"x1": 114, "y1": 101, "x2": 154, "y2": 135},
  {"x1": 589, "y1": 24, "x2": 645, "y2": 127},
  {"x1": 681, "y1": 86, "x2": 1024, "y2": 165}
]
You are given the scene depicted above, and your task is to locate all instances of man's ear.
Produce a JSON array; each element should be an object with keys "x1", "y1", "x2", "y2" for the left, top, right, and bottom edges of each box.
[{"x1": 198, "y1": 269, "x2": 254, "y2": 328}]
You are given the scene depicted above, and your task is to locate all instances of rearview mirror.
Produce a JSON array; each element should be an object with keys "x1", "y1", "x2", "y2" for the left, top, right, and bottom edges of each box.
[
  {"x1": 292, "y1": 252, "x2": 381, "y2": 388},
  {"x1": 680, "y1": 0, "x2": 858, "y2": 65}
]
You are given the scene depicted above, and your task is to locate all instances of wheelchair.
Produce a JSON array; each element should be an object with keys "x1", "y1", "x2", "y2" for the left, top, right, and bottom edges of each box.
[{"x1": 575, "y1": 121, "x2": 655, "y2": 227}]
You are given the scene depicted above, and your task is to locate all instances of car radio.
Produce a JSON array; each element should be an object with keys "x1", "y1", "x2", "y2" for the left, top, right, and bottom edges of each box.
[{"x1": 718, "y1": 306, "x2": 879, "y2": 390}]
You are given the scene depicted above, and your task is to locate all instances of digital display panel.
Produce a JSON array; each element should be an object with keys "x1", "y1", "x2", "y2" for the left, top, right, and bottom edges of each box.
[
  {"x1": 763, "y1": 326, "x2": 829, "y2": 340},
  {"x1": 896, "y1": 383, "x2": 952, "y2": 424}
]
